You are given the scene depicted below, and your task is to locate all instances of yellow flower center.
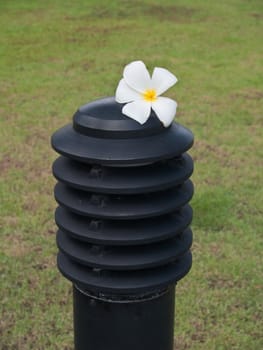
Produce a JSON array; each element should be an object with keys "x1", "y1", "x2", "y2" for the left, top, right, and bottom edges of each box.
[{"x1": 143, "y1": 89, "x2": 157, "y2": 102}]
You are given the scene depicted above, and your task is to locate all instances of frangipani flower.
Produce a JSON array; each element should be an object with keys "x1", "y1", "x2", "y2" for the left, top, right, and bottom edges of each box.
[{"x1": 115, "y1": 60, "x2": 178, "y2": 127}]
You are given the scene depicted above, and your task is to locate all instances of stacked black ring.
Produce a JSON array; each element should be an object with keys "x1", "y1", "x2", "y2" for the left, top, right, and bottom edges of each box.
[{"x1": 51, "y1": 97, "x2": 194, "y2": 350}]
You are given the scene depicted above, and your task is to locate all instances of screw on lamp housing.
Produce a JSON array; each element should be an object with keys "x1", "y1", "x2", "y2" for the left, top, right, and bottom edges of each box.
[{"x1": 51, "y1": 97, "x2": 194, "y2": 350}]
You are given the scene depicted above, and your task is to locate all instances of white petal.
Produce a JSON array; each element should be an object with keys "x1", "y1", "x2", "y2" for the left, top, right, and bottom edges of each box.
[
  {"x1": 123, "y1": 61, "x2": 151, "y2": 93},
  {"x1": 122, "y1": 100, "x2": 151, "y2": 124},
  {"x1": 115, "y1": 79, "x2": 141, "y2": 103},
  {"x1": 152, "y1": 97, "x2": 177, "y2": 127},
  {"x1": 151, "y1": 67, "x2": 178, "y2": 95}
]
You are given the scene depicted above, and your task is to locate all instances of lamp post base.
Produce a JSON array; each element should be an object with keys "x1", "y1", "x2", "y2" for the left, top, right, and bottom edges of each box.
[{"x1": 73, "y1": 284, "x2": 175, "y2": 350}]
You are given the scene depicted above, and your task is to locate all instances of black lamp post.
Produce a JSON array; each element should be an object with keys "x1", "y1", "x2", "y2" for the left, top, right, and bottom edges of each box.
[{"x1": 51, "y1": 97, "x2": 194, "y2": 350}]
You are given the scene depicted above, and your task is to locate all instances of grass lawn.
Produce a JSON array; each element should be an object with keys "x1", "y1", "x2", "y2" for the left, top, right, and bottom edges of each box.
[{"x1": 0, "y1": 0, "x2": 262, "y2": 349}]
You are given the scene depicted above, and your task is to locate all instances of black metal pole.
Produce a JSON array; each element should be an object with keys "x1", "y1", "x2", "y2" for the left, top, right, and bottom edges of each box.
[
  {"x1": 73, "y1": 285, "x2": 175, "y2": 350},
  {"x1": 52, "y1": 97, "x2": 194, "y2": 350}
]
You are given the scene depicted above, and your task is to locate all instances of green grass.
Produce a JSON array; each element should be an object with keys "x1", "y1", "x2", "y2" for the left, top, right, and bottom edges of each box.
[{"x1": 0, "y1": 0, "x2": 262, "y2": 349}]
